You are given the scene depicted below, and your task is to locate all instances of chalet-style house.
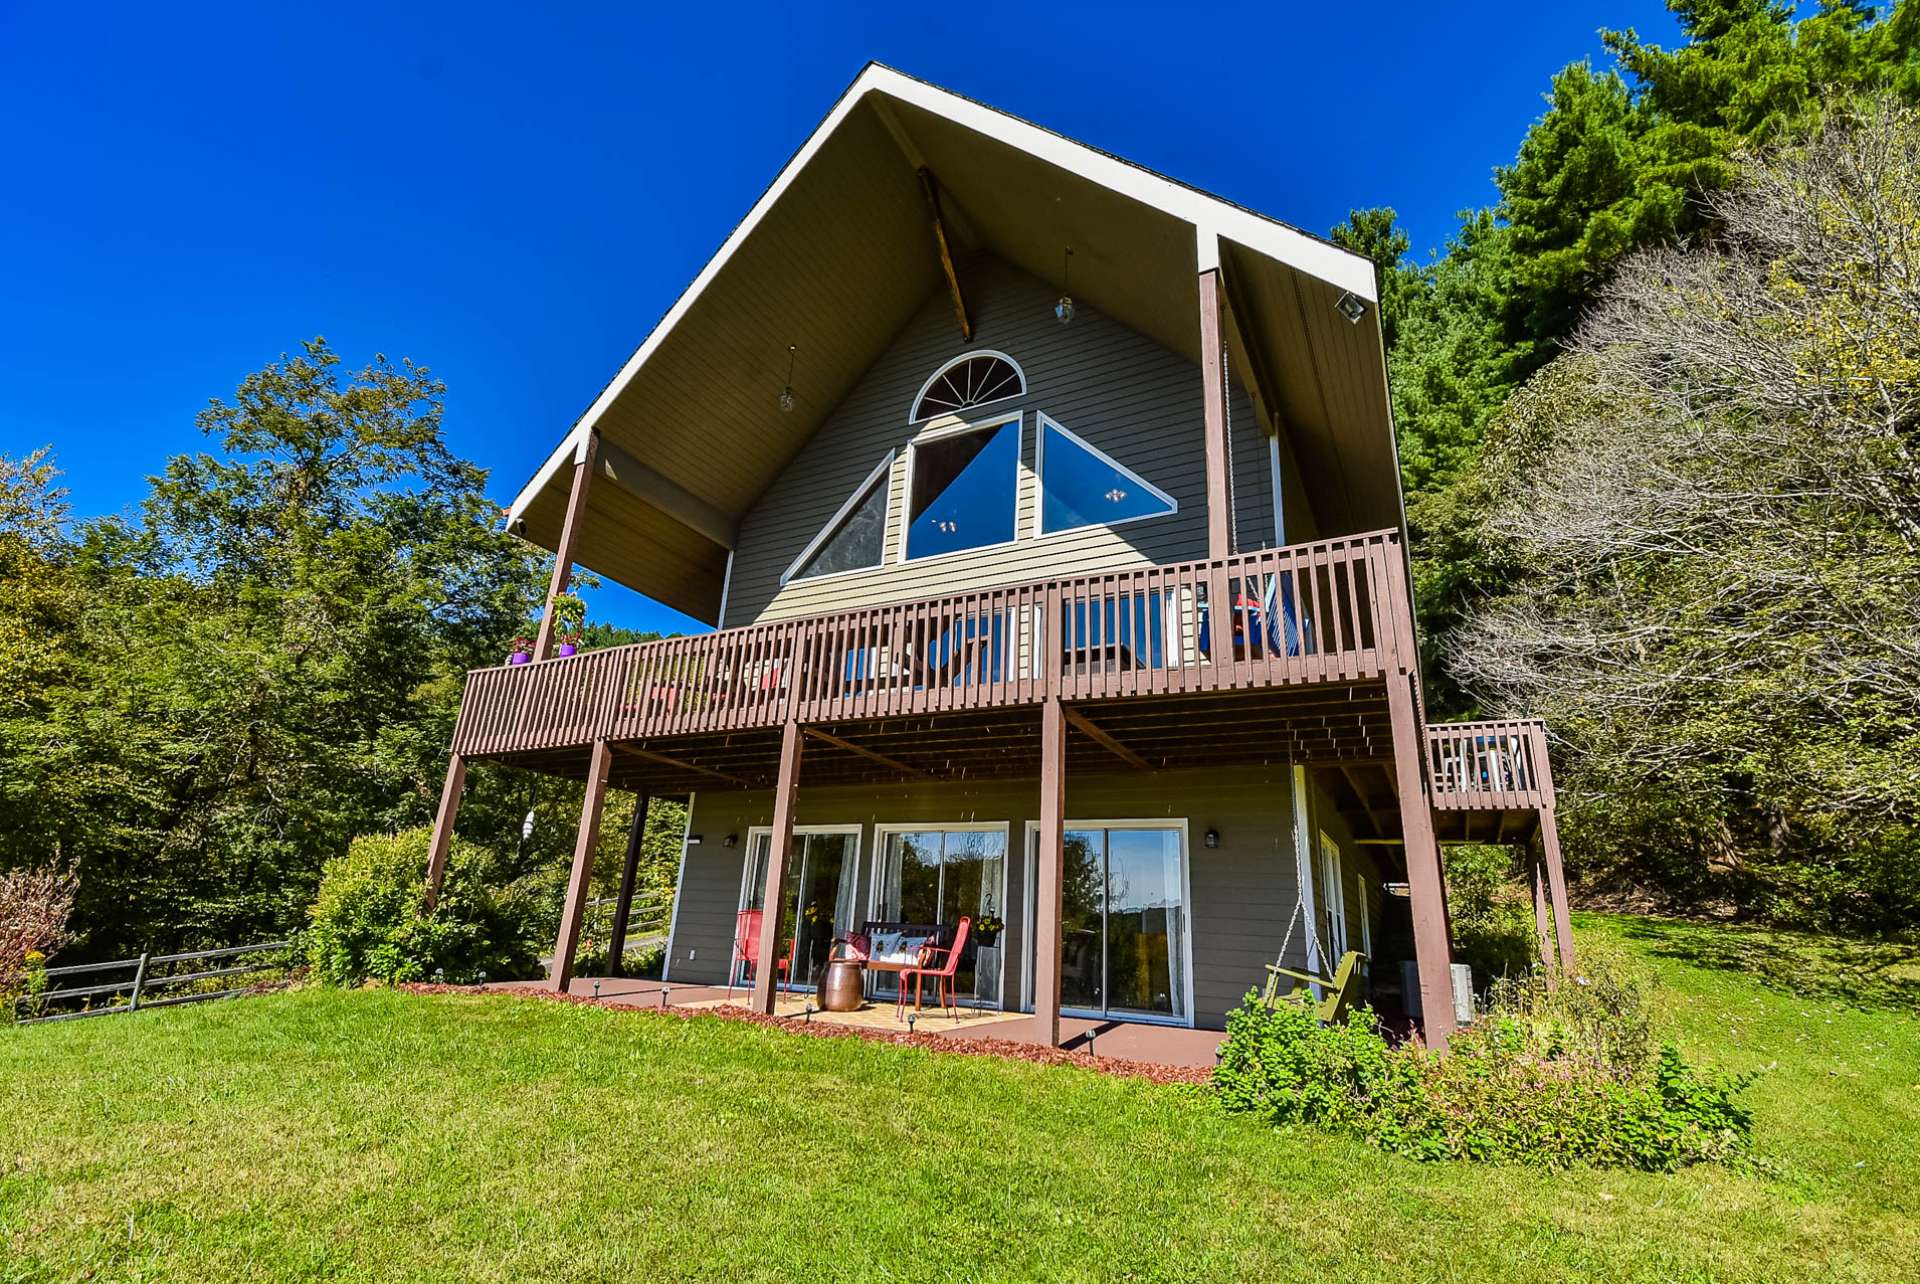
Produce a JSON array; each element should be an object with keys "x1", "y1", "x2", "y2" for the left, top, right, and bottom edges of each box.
[{"x1": 422, "y1": 64, "x2": 1574, "y2": 1052}]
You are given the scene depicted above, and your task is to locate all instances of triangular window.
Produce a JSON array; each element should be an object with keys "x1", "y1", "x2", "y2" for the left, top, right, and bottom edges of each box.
[
  {"x1": 1037, "y1": 413, "x2": 1177, "y2": 535},
  {"x1": 783, "y1": 453, "x2": 893, "y2": 583}
]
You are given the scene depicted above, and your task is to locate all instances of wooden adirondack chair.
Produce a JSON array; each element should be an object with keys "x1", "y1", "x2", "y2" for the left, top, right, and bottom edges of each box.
[{"x1": 1262, "y1": 950, "x2": 1367, "y2": 1025}]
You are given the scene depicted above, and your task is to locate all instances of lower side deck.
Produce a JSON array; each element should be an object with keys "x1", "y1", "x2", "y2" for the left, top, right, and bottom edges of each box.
[{"x1": 662, "y1": 765, "x2": 1393, "y2": 1033}]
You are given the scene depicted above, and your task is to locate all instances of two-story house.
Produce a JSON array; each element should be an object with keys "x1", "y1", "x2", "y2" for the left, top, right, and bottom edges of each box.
[{"x1": 422, "y1": 65, "x2": 1574, "y2": 1052}]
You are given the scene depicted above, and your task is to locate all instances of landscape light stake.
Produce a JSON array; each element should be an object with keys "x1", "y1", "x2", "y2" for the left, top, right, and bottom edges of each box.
[
  {"x1": 592, "y1": 979, "x2": 601, "y2": 1000},
  {"x1": 660, "y1": 987, "x2": 670, "y2": 1009},
  {"x1": 908, "y1": 1013, "x2": 917, "y2": 1036}
]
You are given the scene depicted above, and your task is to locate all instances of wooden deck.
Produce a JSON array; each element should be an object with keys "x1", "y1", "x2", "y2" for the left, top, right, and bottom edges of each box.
[{"x1": 453, "y1": 530, "x2": 1412, "y2": 761}]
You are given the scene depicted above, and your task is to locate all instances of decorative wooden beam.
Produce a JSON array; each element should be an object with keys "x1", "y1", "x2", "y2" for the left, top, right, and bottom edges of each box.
[
  {"x1": 1062, "y1": 707, "x2": 1150, "y2": 771},
  {"x1": 550, "y1": 739, "x2": 613, "y2": 992},
  {"x1": 918, "y1": 169, "x2": 972, "y2": 341},
  {"x1": 534, "y1": 430, "x2": 599, "y2": 661},
  {"x1": 611, "y1": 743, "x2": 753, "y2": 788},
  {"x1": 752, "y1": 720, "x2": 804, "y2": 1015},
  {"x1": 594, "y1": 439, "x2": 737, "y2": 550},
  {"x1": 801, "y1": 727, "x2": 929, "y2": 779}
]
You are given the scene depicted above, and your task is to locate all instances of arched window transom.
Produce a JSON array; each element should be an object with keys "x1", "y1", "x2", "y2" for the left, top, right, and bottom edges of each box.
[{"x1": 909, "y1": 350, "x2": 1026, "y2": 422}]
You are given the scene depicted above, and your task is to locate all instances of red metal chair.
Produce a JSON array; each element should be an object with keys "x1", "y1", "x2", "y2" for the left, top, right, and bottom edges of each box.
[
  {"x1": 898, "y1": 916, "x2": 971, "y2": 1020},
  {"x1": 730, "y1": 909, "x2": 793, "y2": 992}
]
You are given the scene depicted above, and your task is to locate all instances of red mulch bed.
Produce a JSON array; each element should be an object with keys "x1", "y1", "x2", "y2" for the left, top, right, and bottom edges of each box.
[{"x1": 398, "y1": 983, "x2": 1212, "y2": 1086}]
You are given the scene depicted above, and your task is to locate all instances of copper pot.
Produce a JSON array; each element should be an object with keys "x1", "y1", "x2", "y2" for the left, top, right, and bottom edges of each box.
[{"x1": 817, "y1": 958, "x2": 865, "y2": 1012}]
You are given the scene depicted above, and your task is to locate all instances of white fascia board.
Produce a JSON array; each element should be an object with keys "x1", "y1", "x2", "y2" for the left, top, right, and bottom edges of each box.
[{"x1": 505, "y1": 63, "x2": 1375, "y2": 523}]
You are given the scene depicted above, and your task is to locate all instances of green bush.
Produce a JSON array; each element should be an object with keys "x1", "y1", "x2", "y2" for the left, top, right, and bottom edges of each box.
[
  {"x1": 307, "y1": 828, "x2": 541, "y2": 986},
  {"x1": 1213, "y1": 956, "x2": 1753, "y2": 1170}
]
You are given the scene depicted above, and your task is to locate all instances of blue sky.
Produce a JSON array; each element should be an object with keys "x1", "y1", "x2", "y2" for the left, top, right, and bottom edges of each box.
[{"x1": 0, "y1": 1, "x2": 1680, "y2": 634}]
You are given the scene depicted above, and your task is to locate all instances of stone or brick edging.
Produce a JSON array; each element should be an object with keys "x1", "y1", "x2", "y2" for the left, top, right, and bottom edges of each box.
[{"x1": 399, "y1": 983, "x2": 1212, "y2": 1086}]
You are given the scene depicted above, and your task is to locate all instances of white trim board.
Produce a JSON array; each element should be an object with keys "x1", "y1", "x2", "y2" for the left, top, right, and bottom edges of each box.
[{"x1": 505, "y1": 63, "x2": 1375, "y2": 524}]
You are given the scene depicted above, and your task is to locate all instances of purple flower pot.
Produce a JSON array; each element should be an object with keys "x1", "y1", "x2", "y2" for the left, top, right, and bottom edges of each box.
[
  {"x1": 556, "y1": 642, "x2": 578, "y2": 658},
  {"x1": 509, "y1": 651, "x2": 531, "y2": 666}
]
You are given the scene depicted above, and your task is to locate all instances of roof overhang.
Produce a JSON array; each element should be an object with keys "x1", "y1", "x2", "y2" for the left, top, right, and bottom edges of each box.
[{"x1": 508, "y1": 63, "x2": 1401, "y2": 621}]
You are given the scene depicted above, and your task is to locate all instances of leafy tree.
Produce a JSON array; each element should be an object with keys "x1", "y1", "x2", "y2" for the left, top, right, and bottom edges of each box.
[{"x1": 1450, "y1": 100, "x2": 1920, "y2": 929}]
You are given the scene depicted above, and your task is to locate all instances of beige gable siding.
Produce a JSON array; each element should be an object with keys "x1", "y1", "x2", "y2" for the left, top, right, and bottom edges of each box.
[
  {"x1": 665, "y1": 764, "x2": 1307, "y2": 1031},
  {"x1": 722, "y1": 256, "x2": 1267, "y2": 626}
]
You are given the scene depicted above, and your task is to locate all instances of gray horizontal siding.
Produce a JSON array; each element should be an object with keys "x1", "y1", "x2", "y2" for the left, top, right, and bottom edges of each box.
[
  {"x1": 663, "y1": 765, "x2": 1376, "y2": 1030},
  {"x1": 722, "y1": 255, "x2": 1275, "y2": 627}
]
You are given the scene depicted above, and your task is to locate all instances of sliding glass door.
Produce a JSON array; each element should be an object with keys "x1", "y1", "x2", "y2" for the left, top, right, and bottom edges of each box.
[
  {"x1": 871, "y1": 827, "x2": 1008, "y2": 1007},
  {"x1": 737, "y1": 829, "x2": 860, "y2": 989},
  {"x1": 1034, "y1": 824, "x2": 1189, "y2": 1023}
]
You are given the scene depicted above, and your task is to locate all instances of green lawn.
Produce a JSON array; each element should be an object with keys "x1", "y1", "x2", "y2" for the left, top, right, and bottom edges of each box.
[{"x1": 3, "y1": 915, "x2": 1914, "y2": 1283}]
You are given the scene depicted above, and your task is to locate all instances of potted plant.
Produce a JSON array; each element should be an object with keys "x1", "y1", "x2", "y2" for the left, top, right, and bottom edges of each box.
[
  {"x1": 553, "y1": 594, "x2": 586, "y2": 658},
  {"x1": 508, "y1": 636, "x2": 533, "y2": 665},
  {"x1": 972, "y1": 912, "x2": 1004, "y2": 948}
]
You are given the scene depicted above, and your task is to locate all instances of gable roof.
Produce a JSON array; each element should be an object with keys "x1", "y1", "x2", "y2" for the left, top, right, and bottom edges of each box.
[{"x1": 507, "y1": 63, "x2": 1401, "y2": 622}]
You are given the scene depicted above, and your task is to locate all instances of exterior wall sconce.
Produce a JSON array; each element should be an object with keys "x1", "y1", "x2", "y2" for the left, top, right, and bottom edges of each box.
[
  {"x1": 1335, "y1": 291, "x2": 1367, "y2": 324},
  {"x1": 722, "y1": 832, "x2": 739, "y2": 848},
  {"x1": 1203, "y1": 827, "x2": 1220, "y2": 849}
]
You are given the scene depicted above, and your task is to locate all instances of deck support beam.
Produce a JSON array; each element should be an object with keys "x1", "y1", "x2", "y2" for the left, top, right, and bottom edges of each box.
[
  {"x1": 605, "y1": 792, "x2": 651, "y2": 977},
  {"x1": 421, "y1": 753, "x2": 466, "y2": 912},
  {"x1": 1034, "y1": 696, "x2": 1067, "y2": 1047},
  {"x1": 533, "y1": 430, "x2": 600, "y2": 661},
  {"x1": 1197, "y1": 267, "x2": 1232, "y2": 551},
  {"x1": 549, "y1": 738, "x2": 613, "y2": 992},
  {"x1": 751, "y1": 720, "x2": 804, "y2": 1015},
  {"x1": 1538, "y1": 806, "x2": 1576, "y2": 972},
  {"x1": 1531, "y1": 849, "x2": 1558, "y2": 987},
  {"x1": 1387, "y1": 675, "x2": 1456, "y2": 1051},
  {"x1": 802, "y1": 726, "x2": 929, "y2": 779},
  {"x1": 1063, "y1": 707, "x2": 1150, "y2": 771}
]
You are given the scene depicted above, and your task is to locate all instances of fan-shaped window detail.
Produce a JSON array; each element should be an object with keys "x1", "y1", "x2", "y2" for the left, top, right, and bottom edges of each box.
[
  {"x1": 782, "y1": 452, "x2": 893, "y2": 584},
  {"x1": 1037, "y1": 412, "x2": 1177, "y2": 535},
  {"x1": 909, "y1": 350, "x2": 1026, "y2": 422}
]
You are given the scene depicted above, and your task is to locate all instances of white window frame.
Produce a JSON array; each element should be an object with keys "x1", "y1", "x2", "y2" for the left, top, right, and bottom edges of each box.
[
  {"x1": 869, "y1": 821, "x2": 1012, "y2": 1011},
  {"x1": 897, "y1": 409, "x2": 1024, "y2": 566},
  {"x1": 908, "y1": 349, "x2": 1027, "y2": 424},
  {"x1": 780, "y1": 451, "x2": 896, "y2": 587},
  {"x1": 1030, "y1": 410, "x2": 1179, "y2": 540},
  {"x1": 1019, "y1": 817, "x2": 1197, "y2": 1028},
  {"x1": 735, "y1": 824, "x2": 867, "y2": 989},
  {"x1": 1318, "y1": 830, "x2": 1349, "y2": 961}
]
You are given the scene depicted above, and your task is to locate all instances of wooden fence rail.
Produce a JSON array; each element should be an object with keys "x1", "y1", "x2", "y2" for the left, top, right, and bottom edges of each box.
[{"x1": 13, "y1": 940, "x2": 294, "y2": 1026}]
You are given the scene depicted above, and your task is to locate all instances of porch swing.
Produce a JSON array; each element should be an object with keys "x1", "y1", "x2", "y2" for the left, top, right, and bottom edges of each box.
[{"x1": 1259, "y1": 893, "x2": 1368, "y2": 1026}]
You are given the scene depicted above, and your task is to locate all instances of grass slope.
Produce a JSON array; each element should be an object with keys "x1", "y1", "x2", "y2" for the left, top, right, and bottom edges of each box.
[{"x1": 2, "y1": 914, "x2": 1913, "y2": 1283}]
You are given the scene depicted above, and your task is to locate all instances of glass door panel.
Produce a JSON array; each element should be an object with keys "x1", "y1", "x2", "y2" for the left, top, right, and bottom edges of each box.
[
  {"x1": 792, "y1": 833, "x2": 856, "y2": 989},
  {"x1": 873, "y1": 828, "x2": 1008, "y2": 1006},
  {"x1": 1037, "y1": 825, "x2": 1188, "y2": 1023},
  {"x1": 1104, "y1": 829, "x2": 1185, "y2": 1018},
  {"x1": 1059, "y1": 830, "x2": 1104, "y2": 1012}
]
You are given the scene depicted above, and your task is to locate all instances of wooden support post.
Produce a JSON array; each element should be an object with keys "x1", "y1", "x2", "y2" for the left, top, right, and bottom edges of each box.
[
  {"x1": 533, "y1": 430, "x2": 599, "y2": 661},
  {"x1": 1034, "y1": 697, "x2": 1067, "y2": 1047},
  {"x1": 1531, "y1": 846, "x2": 1557, "y2": 986},
  {"x1": 1538, "y1": 807, "x2": 1577, "y2": 972},
  {"x1": 1387, "y1": 675, "x2": 1456, "y2": 1051},
  {"x1": 605, "y1": 792, "x2": 651, "y2": 978},
  {"x1": 1197, "y1": 269, "x2": 1231, "y2": 563},
  {"x1": 549, "y1": 739, "x2": 613, "y2": 992},
  {"x1": 422, "y1": 754, "x2": 467, "y2": 911},
  {"x1": 751, "y1": 720, "x2": 804, "y2": 1015}
]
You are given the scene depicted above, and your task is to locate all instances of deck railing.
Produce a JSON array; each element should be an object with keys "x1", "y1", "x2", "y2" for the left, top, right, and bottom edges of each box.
[
  {"x1": 452, "y1": 530, "x2": 1414, "y2": 756},
  {"x1": 1426, "y1": 718, "x2": 1553, "y2": 811}
]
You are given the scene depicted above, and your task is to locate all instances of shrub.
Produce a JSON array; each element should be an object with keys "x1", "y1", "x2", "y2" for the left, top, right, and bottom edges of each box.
[
  {"x1": 307, "y1": 828, "x2": 541, "y2": 986},
  {"x1": 1213, "y1": 956, "x2": 1753, "y2": 1170},
  {"x1": 2, "y1": 865, "x2": 77, "y2": 994}
]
